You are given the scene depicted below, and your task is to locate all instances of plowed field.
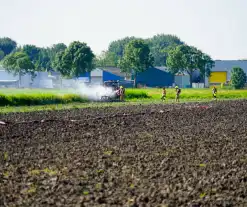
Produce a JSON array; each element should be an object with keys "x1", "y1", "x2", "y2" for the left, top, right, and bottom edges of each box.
[{"x1": 1, "y1": 100, "x2": 247, "y2": 206}]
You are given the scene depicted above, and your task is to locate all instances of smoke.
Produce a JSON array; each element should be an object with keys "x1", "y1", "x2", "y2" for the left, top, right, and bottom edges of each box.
[{"x1": 73, "y1": 82, "x2": 116, "y2": 101}]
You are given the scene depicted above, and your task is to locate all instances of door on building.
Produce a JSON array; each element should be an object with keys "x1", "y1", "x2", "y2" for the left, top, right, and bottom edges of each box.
[{"x1": 209, "y1": 71, "x2": 227, "y2": 83}]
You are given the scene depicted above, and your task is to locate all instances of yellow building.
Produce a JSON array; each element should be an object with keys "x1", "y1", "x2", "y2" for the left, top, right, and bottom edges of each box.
[
  {"x1": 207, "y1": 60, "x2": 247, "y2": 86},
  {"x1": 209, "y1": 71, "x2": 227, "y2": 84}
]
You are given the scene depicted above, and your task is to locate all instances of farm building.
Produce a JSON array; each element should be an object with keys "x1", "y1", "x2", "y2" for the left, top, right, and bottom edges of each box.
[
  {"x1": 135, "y1": 67, "x2": 174, "y2": 87},
  {"x1": 174, "y1": 72, "x2": 190, "y2": 88},
  {"x1": 90, "y1": 67, "x2": 125, "y2": 85},
  {"x1": 0, "y1": 67, "x2": 54, "y2": 88},
  {"x1": 90, "y1": 67, "x2": 174, "y2": 87},
  {"x1": 205, "y1": 60, "x2": 247, "y2": 85}
]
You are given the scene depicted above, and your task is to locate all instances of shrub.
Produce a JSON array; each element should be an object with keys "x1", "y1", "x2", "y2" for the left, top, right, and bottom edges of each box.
[
  {"x1": 231, "y1": 67, "x2": 247, "y2": 89},
  {"x1": 125, "y1": 89, "x2": 150, "y2": 99},
  {"x1": 0, "y1": 93, "x2": 89, "y2": 106}
]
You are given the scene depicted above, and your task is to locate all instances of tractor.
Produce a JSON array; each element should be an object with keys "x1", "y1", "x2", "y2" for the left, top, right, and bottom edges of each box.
[{"x1": 100, "y1": 80, "x2": 121, "y2": 102}]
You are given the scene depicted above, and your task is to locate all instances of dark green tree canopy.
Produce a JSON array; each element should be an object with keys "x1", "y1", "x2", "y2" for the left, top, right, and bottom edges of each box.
[
  {"x1": 55, "y1": 41, "x2": 95, "y2": 78},
  {"x1": 95, "y1": 51, "x2": 119, "y2": 67},
  {"x1": 48, "y1": 43, "x2": 67, "y2": 63},
  {"x1": 22, "y1": 45, "x2": 41, "y2": 63},
  {"x1": 106, "y1": 34, "x2": 183, "y2": 67},
  {"x1": 108, "y1": 36, "x2": 139, "y2": 58},
  {"x1": 0, "y1": 37, "x2": 17, "y2": 56},
  {"x1": 119, "y1": 39, "x2": 154, "y2": 87},
  {"x1": 0, "y1": 50, "x2": 4, "y2": 61},
  {"x1": 51, "y1": 43, "x2": 67, "y2": 53},
  {"x1": 166, "y1": 44, "x2": 214, "y2": 87},
  {"x1": 147, "y1": 34, "x2": 184, "y2": 66},
  {"x1": 231, "y1": 67, "x2": 246, "y2": 89},
  {"x1": 2, "y1": 52, "x2": 35, "y2": 77}
]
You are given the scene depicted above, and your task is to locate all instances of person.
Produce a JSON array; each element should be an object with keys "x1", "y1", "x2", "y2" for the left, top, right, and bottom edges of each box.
[
  {"x1": 175, "y1": 86, "x2": 181, "y2": 103},
  {"x1": 119, "y1": 85, "x2": 125, "y2": 101},
  {"x1": 161, "y1": 87, "x2": 167, "y2": 102},
  {"x1": 115, "y1": 87, "x2": 121, "y2": 100},
  {"x1": 212, "y1": 86, "x2": 217, "y2": 100}
]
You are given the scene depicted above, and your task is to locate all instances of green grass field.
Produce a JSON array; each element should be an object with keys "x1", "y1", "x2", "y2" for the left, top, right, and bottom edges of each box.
[{"x1": 0, "y1": 88, "x2": 247, "y2": 113}]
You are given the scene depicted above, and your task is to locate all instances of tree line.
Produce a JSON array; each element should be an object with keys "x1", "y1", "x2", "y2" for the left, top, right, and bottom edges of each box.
[{"x1": 0, "y1": 35, "x2": 215, "y2": 87}]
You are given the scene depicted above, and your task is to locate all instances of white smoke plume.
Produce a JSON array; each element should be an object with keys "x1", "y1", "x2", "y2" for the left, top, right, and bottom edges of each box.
[{"x1": 73, "y1": 82, "x2": 116, "y2": 101}]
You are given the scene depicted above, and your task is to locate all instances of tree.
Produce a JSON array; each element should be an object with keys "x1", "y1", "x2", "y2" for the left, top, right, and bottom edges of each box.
[
  {"x1": 22, "y1": 45, "x2": 41, "y2": 63},
  {"x1": 147, "y1": 34, "x2": 184, "y2": 66},
  {"x1": 53, "y1": 51, "x2": 67, "y2": 75},
  {"x1": 166, "y1": 45, "x2": 214, "y2": 87},
  {"x1": 231, "y1": 67, "x2": 246, "y2": 89},
  {"x1": 106, "y1": 34, "x2": 184, "y2": 67},
  {"x1": 197, "y1": 54, "x2": 214, "y2": 84},
  {"x1": 48, "y1": 43, "x2": 67, "y2": 63},
  {"x1": 119, "y1": 39, "x2": 154, "y2": 87},
  {"x1": 36, "y1": 48, "x2": 52, "y2": 71},
  {"x1": 0, "y1": 50, "x2": 4, "y2": 61},
  {"x1": 108, "y1": 36, "x2": 140, "y2": 58},
  {"x1": 51, "y1": 43, "x2": 67, "y2": 53},
  {"x1": 56, "y1": 41, "x2": 95, "y2": 78},
  {"x1": 0, "y1": 37, "x2": 17, "y2": 56},
  {"x1": 2, "y1": 52, "x2": 35, "y2": 87},
  {"x1": 95, "y1": 51, "x2": 119, "y2": 67}
]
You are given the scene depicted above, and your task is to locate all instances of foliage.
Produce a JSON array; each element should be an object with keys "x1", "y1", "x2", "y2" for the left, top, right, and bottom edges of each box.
[
  {"x1": 21, "y1": 44, "x2": 67, "y2": 72},
  {"x1": 107, "y1": 34, "x2": 183, "y2": 67},
  {"x1": 36, "y1": 48, "x2": 52, "y2": 71},
  {"x1": 119, "y1": 39, "x2": 154, "y2": 87},
  {"x1": 48, "y1": 43, "x2": 67, "y2": 67},
  {"x1": 0, "y1": 37, "x2": 17, "y2": 56},
  {"x1": 0, "y1": 49, "x2": 4, "y2": 61},
  {"x1": 2, "y1": 52, "x2": 36, "y2": 78},
  {"x1": 0, "y1": 89, "x2": 150, "y2": 107},
  {"x1": 55, "y1": 41, "x2": 95, "y2": 78},
  {"x1": 53, "y1": 51, "x2": 65, "y2": 74},
  {"x1": 95, "y1": 51, "x2": 119, "y2": 67},
  {"x1": 231, "y1": 67, "x2": 247, "y2": 89},
  {"x1": 1, "y1": 88, "x2": 247, "y2": 113},
  {"x1": 108, "y1": 36, "x2": 139, "y2": 58},
  {"x1": 197, "y1": 54, "x2": 214, "y2": 82},
  {"x1": 166, "y1": 45, "x2": 214, "y2": 87},
  {"x1": 0, "y1": 93, "x2": 88, "y2": 106},
  {"x1": 146, "y1": 34, "x2": 184, "y2": 66},
  {"x1": 22, "y1": 45, "x2": 41, "y2": 63},
  {"x1": 125, "y1": 89, "x2": 150, "y2": 99}
]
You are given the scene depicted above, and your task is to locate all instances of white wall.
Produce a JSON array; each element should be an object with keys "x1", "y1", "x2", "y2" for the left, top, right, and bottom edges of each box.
[
  {"x1": 90, "y1": 68, "x2": 103, "y2": 85},
  {"x1": 91, "y1": 68, "x2": 103, "y2": 77},
  {"x1": 175, "y1": 75, "x2": 190, "y2": 88},
  {"x1": 0, "y1": 69, "x2": 55, "y2": 88},
  {"x1": 0, "y1": 70, "x2": 18, "y2": 80}
]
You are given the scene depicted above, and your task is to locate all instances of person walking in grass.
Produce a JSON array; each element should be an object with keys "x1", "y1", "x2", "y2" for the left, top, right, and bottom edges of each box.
[
  {"x1": 175, "y1": 86, "x2": 181, "y2": 103},
  {"x1": 161, "y1": 87, "x2": 167, "y2": 102},
  {"x1": 119, "y1": 86, "x2": 125, "y2": 101},
  {"x1": 212, "y1": 86, "x2": 217, "y2": 100}
]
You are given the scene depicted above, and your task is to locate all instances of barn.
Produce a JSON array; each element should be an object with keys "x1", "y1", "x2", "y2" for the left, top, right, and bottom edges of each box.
[
  {"x1": 90, "y1": 67, "x2": 125, "y2": 85},
  {"x1": 136, "y1": 67, "x2": 174, "y2": 87},
  {"x1": 90, "y1": 67, "x2": 174, "y2": 87}
]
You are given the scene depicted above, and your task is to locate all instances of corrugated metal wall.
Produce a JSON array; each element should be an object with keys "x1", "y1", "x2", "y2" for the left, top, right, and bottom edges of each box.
[
  {"x1": 136, "y1": 68, "x2": 174, "y2": 87},
  {"x1": 103, "y1": 71, "x2": 124, "y2": 82},
  {"x1": 174, "y1": 75, "x2": 190, "y2": 88}
]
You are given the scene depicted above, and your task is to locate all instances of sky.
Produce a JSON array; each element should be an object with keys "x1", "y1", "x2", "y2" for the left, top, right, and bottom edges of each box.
[{"x1": 0, "y1": 0, "x2": 247, "y2": 60}]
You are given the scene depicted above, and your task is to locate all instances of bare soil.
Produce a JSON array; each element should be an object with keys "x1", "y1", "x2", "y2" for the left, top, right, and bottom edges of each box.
[{"x1": 1, "y1": 100, "x2": 247, "y2": 206}]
